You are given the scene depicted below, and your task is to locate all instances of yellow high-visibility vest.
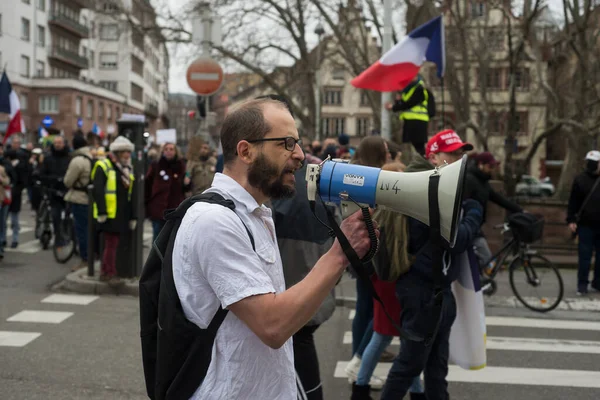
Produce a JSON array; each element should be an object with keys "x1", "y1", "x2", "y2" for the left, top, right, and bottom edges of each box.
[
  {"x1": 91, "y1": 158, "x2": 134, "y2": 219},
  {"x1": 400, "y1": 80, "x2": 430, "y2": 122}
]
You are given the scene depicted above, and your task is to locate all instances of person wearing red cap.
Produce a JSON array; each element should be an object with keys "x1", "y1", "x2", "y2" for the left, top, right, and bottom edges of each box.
[
  {"x1": 382, "y1": 129, "x2": 484, "y2": 400},
  {"x1": 424, "y1": 129, "x2": 474, "y2": 167},
  {"x1": 464, "y1": 151, "x2": 523, "y2": 272}
]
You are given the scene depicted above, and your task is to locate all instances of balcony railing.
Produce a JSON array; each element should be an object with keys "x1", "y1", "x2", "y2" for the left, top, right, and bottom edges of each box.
[
  {"x1": 48, "y1": 13, "x2": 89, "y2": 38},
  {"x1": 48, "y1": 47, "x2": 89, "y2": 69},
  {"x1": 145, "y1": 103, "x2": 159, "y2": 118}
]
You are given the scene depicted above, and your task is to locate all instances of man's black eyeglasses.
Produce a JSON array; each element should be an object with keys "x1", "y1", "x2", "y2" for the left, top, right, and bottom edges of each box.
[{"x1": 246, "y1": 136, "x2": 302, "y2": 152}]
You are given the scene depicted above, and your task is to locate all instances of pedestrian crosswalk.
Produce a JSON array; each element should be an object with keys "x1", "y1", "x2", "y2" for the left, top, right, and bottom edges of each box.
[
  {"x1": 0, "y1": 293, "x2": 99, "y2": 348},
  {"x1": 336, "y1": 310, "x2": 600, "y2": 391}
]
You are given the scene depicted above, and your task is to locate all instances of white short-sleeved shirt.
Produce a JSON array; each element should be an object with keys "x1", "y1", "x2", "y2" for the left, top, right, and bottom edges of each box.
[{"x1": 172, "y1": 173, "x2": 296, "y2": 400}]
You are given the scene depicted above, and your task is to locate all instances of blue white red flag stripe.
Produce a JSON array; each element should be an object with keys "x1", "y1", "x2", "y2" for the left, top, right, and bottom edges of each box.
[
  {"x1": 0, "y1": 72, "x2": 26, "y2": 143},
  {"x1": 351, "y1": 15, "x2": 445, "y2": 92}
]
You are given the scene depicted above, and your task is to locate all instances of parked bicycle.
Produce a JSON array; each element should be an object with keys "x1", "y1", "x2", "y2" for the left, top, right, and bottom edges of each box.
[{"x1": 477, "y1": 213, "x2": 564, "y2": 312}]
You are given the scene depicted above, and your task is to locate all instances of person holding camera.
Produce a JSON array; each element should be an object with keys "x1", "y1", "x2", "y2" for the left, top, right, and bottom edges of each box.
[{"x1": 567, "y1": 150, "x2": 600, "y2": 295}]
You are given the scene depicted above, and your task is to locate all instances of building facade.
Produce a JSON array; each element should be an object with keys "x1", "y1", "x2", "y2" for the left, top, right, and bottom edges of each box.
[{"x1": 0, "y1": 0, "x2": 169, "y2": 143}]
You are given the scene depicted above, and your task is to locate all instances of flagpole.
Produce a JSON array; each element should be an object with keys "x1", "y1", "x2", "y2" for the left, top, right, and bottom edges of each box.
[
  {"x1": 380, "y1": 0, "x2": 392, "y2": 141},
  {"x1": 441, "y1": 76, "x2": 445, "y2": 128}
]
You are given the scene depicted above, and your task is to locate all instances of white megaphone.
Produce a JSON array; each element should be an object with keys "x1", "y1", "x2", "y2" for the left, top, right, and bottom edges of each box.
[{"x1": 306, "y1": 155, "x2": 468, "y2": 247}]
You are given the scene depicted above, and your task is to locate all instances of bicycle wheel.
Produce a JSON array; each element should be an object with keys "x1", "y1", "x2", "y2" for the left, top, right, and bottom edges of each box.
[
  {"x1": 53, "y1": 216, "x2": 76, "y2": 263},
  {"x1": 509, "y1": 254, "x2": 564, "y2": 312}
]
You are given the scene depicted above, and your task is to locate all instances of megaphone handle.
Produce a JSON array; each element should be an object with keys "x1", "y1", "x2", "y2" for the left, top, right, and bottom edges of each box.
[{"x1": 359, "y1": 206, "x2": 379, "y2": 263}]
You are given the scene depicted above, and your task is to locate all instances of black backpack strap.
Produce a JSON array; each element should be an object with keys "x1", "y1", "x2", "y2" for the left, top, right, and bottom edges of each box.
[
  {"x1": 321, "y1": 203, "x2": 423, "y2": 342},
  {"x1": 426, "y1": 172, "x2": 445, "y2": 346}
]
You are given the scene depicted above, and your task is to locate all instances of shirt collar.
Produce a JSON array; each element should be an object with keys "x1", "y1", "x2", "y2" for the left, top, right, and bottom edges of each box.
[{"x1": 211, "y1": 173, "x2": 272, "y2": 217}]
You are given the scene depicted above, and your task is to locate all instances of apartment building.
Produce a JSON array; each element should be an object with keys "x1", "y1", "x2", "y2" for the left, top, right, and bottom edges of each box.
[
  {"x1": 80, "y1": 0, "x2": 170, "y2": 136},
  {"x1": 0, "y1": 0, "x2": 169, "y2": 142}
]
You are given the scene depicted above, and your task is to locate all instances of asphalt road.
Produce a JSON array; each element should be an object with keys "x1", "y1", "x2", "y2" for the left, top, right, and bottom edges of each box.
[{"x1": 1, "y1": 212, "x2": 600, "y2": 399}]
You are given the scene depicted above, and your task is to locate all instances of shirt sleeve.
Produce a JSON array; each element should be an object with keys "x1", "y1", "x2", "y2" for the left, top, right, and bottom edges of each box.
[{"x1": 190, "y1": 204, "x2": 276, "y2": 309}]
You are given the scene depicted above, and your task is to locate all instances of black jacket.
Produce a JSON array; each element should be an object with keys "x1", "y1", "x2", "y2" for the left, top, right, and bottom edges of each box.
[
  {"x1": 93, "y1": 155, "x2": 138, "y2": 233},
  {"x1": 391, "y1": 81, "x2": 426, "y2": 113},
  {"x1": 464, "y1": 166, "x2": 522, "y2": 224},
  {"x1": 567, "y1": 170, "x2": 600, "y2": 226},
  {"x1": 41, "y1": 145, "x2": 71, "y2": 201}
]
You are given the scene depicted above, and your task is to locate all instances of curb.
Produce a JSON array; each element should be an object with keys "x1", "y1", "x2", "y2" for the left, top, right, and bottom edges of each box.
[{"x1": 52, "y1": 267, "x2": 139, "y2": 297}]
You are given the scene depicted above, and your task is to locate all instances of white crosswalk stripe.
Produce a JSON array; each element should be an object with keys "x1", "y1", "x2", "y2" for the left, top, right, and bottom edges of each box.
[
  {"x1": 337, "y1": 311, "x2": 600, "y2": 390},
  {"x1": 1, "y1": 295, "x2": 102, "y2": 348}
]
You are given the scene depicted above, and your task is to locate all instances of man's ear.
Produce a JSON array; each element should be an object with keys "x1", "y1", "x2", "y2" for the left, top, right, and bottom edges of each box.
[{"x1": 236, "y1": 141, "x2": 253, "y2": 165}]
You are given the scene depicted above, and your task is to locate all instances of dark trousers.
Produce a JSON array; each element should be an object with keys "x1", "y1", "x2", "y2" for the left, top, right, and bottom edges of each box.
[
  {"x1": 51, "y1": 202, "x2": 66, "y2": 246},
  {"x1": 381, "y1": 289, "x2": 457, "y2": 400},
  {"x1": 70, "y1": 203, "x2": 88, "y2": 261},
  {"x1": 352, "y1": 277, "x2": 374, "y2": 356},
  {"x1": 577, "y1": 225, "x2": 600, "y2": 290},
  {"x1": 293, "y1": 325, "x2": 323, "y2": 400},
  {"x1": 102, "y1": 232, "x2": 120, "y2": 277},
  {"x1": 402, "y1": 119, "x2": 429, "y2": 157}
]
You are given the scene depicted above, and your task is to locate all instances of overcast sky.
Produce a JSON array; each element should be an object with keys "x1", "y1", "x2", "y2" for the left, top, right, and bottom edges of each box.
[{"x1": 164, "y1": 0, "x2": 566, "y2": 95}]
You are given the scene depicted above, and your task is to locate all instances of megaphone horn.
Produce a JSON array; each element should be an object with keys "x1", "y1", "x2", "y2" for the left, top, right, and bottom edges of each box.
[{"x1": 306, "y1": 155, "x2": 468, "y2": 248}]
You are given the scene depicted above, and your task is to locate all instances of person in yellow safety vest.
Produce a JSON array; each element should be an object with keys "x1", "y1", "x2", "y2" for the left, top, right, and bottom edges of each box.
[
  {"x1": 91, "y1": 136, "x2": 138, "y2": 285},
  {"x1": 385, "y1": 75, "x2": 435, "y2": 157}
]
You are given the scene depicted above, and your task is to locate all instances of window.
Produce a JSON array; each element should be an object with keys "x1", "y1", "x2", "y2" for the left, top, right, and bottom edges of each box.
[
  {"x1": 98, "y1": 102, "x2": 104, "y2": 119},
  {"x1": 360, "y1": 91, "x2": 370, "y2": 107},
  {"x1": 323, "y1": 89, "x2": 342, "y2": 105},
  {"x1": 115, "y1": 107, "x2": 120, "y2": 119},
  {"x1": 478, "y1": 111, "x2": 504, "y2": 135},
  {"x1": 511, "y1": 112, "x2": 529, "y2": 135},
  {"x1": 75, "y1": 96, "x2": 82, "y2": 116},
  {"x1": 513, "y1": 68, "x2": 530, "y2": 90},
  {"x1": 471, "y1": 1, "x2": 485, "y2": 18},
  {"x1": 20, "y1": 55, "x2": 30, "y2": 77},
  {"x1": 130, "y1": 82, "x2": 143, "y2": 102},
  {"x1": 332, "y1": 68, "x2": 345, "y2": 80},
  {"x1": 90, "y1": 21, "x2": 95, "y2": 38},
  {"x1": 20, "y1": 94, "x2": 28, "y2": 111},
  {"x1": 104, "y1": 2, "x2": 119, "y2": 12},
  {"x1": 21, "y1": 18, "x2": 30, "y2": 41},
  {"x1": 99, "y1": 81, "x2": 118, "y2": 92},
  {"x1": 35, "y1": 61, "x2": 44, "y2": 77},
  {"x1": 356, "y1": 117, "x2": 370, "y2": 136},
  {"x1": 86, "y1": 100, "x2": 94, "y2": 119},
  {"x1": 321, "y1": 117, "x2": 345, "y2": 137},
  {"x1": 39, "y1": 95, "x2": 59, "y2": 114},
  {"x1": 82, "y1": 16, "x2": 87, "y2": 28},
  {"x1": 488, "y1": 30, "x2": 504, "y2": 51},
  {"x1": 22, "y1": 0, "x2": 30, "y2": 4},
  {"x1": 37, "y1": 0, "x2": 45, "y2": 11},
  {"x1": 99, "y1": 24, "x2": 119, "y2": 40},
  {"x1": 37, "y1": 25, "x2": 45, "y2": 47},
  {"x1": 81, "y1": 46, "x2": 87, "y2": 58},
  {"x1": 89, "y1": 50, "x2": 95, "y2": 68},
  {"x1": 99, "y1": 52, "x2": 118, "y2": 69},
  {"x1": 107, "y1": 105, "x2": 112, "y2": 120},
  {"x1": 479, "y1": 68, "x2": 502, "y2": 90},
  {"x1": 131, "y1": 54, "x2": 143, "y2": 76}
]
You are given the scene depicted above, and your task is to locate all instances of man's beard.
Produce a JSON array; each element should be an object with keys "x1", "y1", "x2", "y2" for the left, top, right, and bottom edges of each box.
[{"x1": 248, "y1": 153, "x2": 296, "y2": 200}]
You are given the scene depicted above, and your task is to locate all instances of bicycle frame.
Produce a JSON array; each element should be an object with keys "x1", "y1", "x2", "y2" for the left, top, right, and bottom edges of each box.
[{"x1": 480, "y1": 237, "x2": 520, "y2": 280}]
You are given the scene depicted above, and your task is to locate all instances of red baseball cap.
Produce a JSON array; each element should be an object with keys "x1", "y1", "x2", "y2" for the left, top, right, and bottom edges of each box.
[
  {"x1": 475, "y1": 151, "x2": 500, "y2": 166},
  {"x1": 426, "y1": 129, "x2": 474, "y2": 158}
]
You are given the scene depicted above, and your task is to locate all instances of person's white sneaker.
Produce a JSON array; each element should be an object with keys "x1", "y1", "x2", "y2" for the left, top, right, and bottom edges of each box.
[{"x1": 344, "y1": 355, "x2": 362, "y2": 381}]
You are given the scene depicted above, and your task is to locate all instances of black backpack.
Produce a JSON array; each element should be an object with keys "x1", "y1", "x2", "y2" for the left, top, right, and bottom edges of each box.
[{"x1": 139, "y1": 192, "x2": 255, "y2": 400}]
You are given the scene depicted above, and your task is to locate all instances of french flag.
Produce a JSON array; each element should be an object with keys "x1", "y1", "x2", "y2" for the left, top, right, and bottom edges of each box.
[
  {"x1": 92, "y1": 122, "x2": 105, "y2": 139},
  {"x1": 351, "y1": 16, "x2": 445, "y2": 92},
  {"x1": 38, "y1": 126, "x2": 49, "y2": 138},
  {"x1": 0, "y1": 72, "x2": 26, "y2": 143}
]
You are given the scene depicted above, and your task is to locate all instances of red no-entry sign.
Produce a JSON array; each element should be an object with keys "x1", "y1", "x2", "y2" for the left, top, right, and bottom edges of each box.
[{"x1": 186, "y1": 56, "x2": 224, "y2": 96}]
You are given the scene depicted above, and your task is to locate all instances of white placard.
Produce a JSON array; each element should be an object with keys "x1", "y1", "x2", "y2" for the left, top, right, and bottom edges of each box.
[
  {"x1": 106, "y1": 124, "x2": 115, "y2": 134},
  {"x1": 156, "y1": 129, "x2": 177, "y2": 144},
  {"x1": 120, "y1": 113, "x2": 146, "y2": 123}
]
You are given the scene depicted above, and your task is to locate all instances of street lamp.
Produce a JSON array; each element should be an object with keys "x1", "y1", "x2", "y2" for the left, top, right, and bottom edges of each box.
[{"x1": 314, "y1": 22, "x2": 325, "y2": 141}]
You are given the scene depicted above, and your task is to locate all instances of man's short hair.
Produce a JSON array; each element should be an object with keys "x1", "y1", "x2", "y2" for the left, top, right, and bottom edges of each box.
[
  {"x1": 255, "y1": 94, "x2": 293, "y2": 117},
  {"x1": 220, "y1": 98, "x2": 289, "y2": 165}
]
